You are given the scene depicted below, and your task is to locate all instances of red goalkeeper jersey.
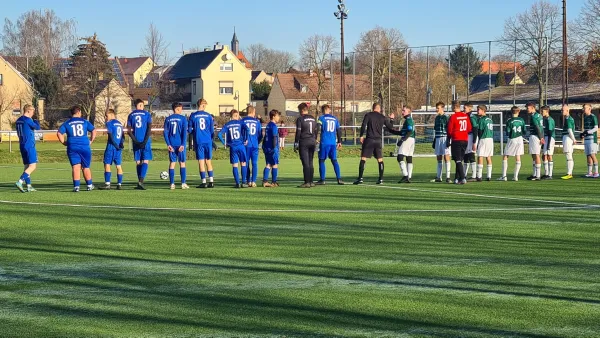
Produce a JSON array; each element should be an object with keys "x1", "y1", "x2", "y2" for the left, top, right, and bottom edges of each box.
[{"x1": 447, "y1": 112, "x2": 472, "y2": 141}]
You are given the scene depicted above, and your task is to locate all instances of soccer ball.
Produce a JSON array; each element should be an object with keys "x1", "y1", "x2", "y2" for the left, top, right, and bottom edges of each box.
[{"x1": 160, "y1": 171, "x2": 169, "y2": 180}]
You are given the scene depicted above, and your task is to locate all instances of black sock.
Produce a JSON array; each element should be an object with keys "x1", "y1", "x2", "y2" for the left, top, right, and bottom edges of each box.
[
  {"x1": 358, "y1": 160, "x2": 365, "y2": 179},
  {"x1": 378, "y1": 161, "x2": 384, "y2": 180},
  {"x1": 456, "y1": 161, "x2": 465, "y2": 181}
]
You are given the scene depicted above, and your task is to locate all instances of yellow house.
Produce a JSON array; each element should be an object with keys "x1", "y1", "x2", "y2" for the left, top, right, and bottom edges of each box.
[
  {"x1": 93, "y1": 78, "x2": 132, "y2": 126},
  {"x1": 0, "y1": 55, "x2": 33, "y2": 131},
  {"x1": 169, "y1": 45, "x2": 251, "y2": 115},
  {"x1": 251, "y1": 70, "x2": 274, "y2": 85},
  {"x1": 116, "y1": 56, "x2": 155, "y2": 93}
]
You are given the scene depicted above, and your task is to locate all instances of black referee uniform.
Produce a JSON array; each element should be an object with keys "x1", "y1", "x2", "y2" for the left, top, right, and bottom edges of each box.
[
  {"x1": 295, "y1": 113, "x2": 317, "y2": 186},
  {"x1": 355, "y1": 111, "x2": 402, "y2": 184}
]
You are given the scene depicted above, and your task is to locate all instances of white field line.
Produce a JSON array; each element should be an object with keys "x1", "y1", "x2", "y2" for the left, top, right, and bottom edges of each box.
[
  {"x1": 363, "y1": 184, "x2": 600, "y2": 208},
  {"x1": 0, "y1": 200, "x2": 596, "y2": 214}
]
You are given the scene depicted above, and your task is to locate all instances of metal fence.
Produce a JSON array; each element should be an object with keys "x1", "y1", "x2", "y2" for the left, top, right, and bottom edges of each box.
[{"x1": 330, "y1": 38, "x2": 558, "y2": 118}]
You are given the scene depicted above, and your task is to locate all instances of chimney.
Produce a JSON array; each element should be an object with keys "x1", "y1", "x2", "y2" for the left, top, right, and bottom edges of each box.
[
  {"x1": 214, "y1": 42, "x2": 222, "y2": 50},
  {"x1": 324, "y1": 70, "x2": 331, "y2": 79},
  {"x1": 37, "y1": 98, "x2": 45, "y2": 122},
  {"x1": 309, "y1": 69, "x2": 315, "y2": 77},
  {"x1": 204, "y1": 48, "x2": 211, "y2": 52}
]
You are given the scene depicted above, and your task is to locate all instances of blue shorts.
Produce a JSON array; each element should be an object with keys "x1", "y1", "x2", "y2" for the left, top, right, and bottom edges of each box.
[
  {"x1": 229, "y1": 146, "x2": 247, "y2": 164},
  {"x1": 133, "y1": 143, "x2": 153, "y2": 162},
  {"x1": 67, "y1": 147, "x2": 92, "y2": 168},
  {"x1": 169, "y1": 147, "x2": 187, "y2": 163},
  {"x1": 195, "y1": 143, "x2": 213, "y2": 160},
  {"x1": 246, "y1": 147, "x2": 259, "y2": 163},
  {"x1": 263, "y1": 148, "x2": 279, "y2": 166},
  {"x1": 20, "y1": 146, "x2": 37, "y2": 165},
  {"x1": 319, "y1": 144, "x2": 338, "y2": 160},
  {"x1": 103, "y1": 147, "x2": 122, "y2": 166}
]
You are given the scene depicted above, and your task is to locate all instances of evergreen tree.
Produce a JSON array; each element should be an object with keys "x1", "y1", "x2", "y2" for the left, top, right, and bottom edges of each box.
[
  {"x1": 450, "y1": 45, "x2": 482, "y2": 81},
  {"x1": 495, "y1": 70, "x2": 507, "y2": 86}
]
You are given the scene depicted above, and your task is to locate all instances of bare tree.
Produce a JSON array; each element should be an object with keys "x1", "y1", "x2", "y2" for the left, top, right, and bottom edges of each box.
[
  {"x1": 246, "y1": 43, "x2": 296, "y2": 73},
  {"x1": 139, "y1": 23, "x2": 169, "y2": 111},
  {"x1": 354, "y1": 26, "x2": 407, "y2": 111},
  {"x1": 0, "y1": 85, "x2": 25, "y2": 129},
  {"x1": 500, "y1": 1, "x2": 561, "y2": 104},
  {"x1": 1, "y1": 9, "x2": 77, "y2": 71},
  {"x1": 574, "y1": 0, "x2": 600, "y2": 50},
  {"x1": 298, "y1": 35, "x2": 338, "y2": 114}
]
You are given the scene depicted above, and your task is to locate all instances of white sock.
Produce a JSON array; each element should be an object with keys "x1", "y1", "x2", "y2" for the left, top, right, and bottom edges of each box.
[
  {"x1": 515, "y1": 161, "x2": 521, "y2": 179},
  {"x1": 594, "y1": 163, "x2": 599, "y2": 174},
  {"x1": 27, "y1": 184, "x2": 32, "y2": 188},
  {"x1": 209, "y1": 176, "x2": 214, "y2": 183},
  {"x1": 588, "y1": 165, "x2": 593, "y2": 174},
  {"x1": 549, "y1": 162, "x2": 554, "y2": 177},
  {"x1": 400, "y1": 161, "x2": 407, "y2": 177},
  {"x1": 535, "y1": 164, "x2": 541, "y2": 178},
  {"x1": 437, "y1": 161, "x2": 442, "y2": 179},
  {"x1": 533, "y1": 163, "x2": 537, "y2": 176},
  {"x1": 487, "y1": 165, "x2": 493, "y2": 179},
  {"x1": 105, "y1": 182, "x2": 110, "y2": 185},
  {"x1": 471, "y1": 162, "x2": 477, "y2": 178},
  {"x1": 464, "y1": 162, "x2": 470, "y2": 176},
  {"x1": 445, "y1": 161, "x2": 451, "y2": 179},
  {"x1": 543, "y1": 161, "x2": 549, "y2": 175},
  {"x1": 477, "y1": 164, "x2": 483, "y2": 178},
  {"x1": 502, "y1": 160, "x2": 508, "y2": 177},
  {"x1": 566, "y1": 156, "x2": 574, "y2": 175},
  {"x1": 407, "y1": 163, "x2": 413, "y2": 179}
]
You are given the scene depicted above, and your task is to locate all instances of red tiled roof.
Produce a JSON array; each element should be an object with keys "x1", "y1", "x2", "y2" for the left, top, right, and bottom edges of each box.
[
  {"x1": 117, "y1": 57, "x2": 152, "y2": 75},
  {"x1": 481, "y1": 61, "x2": 524, "y2": 73},
  {"x1": 237, "y1": 51, "x2": 252, "y2": 69},
  {"x1": 275, "y1": 73, "x2": 371, "y2": 101}
]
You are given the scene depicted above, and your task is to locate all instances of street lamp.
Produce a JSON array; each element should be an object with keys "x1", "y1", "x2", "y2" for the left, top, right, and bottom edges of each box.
[
  {"x1": 334, "y1": 0, "x2": 348, "y2": 124},
  {"x1": 234, "y1": 90, "x2": 240, "y2": 111}
]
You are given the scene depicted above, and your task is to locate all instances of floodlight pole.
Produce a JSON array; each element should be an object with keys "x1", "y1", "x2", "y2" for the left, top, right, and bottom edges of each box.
[
  {"x1": 562, "y1": 0, "x2": 569, "y2": 105},
  {"x1": 335, "y1": 0, "x2": 348, "y2": 124}
]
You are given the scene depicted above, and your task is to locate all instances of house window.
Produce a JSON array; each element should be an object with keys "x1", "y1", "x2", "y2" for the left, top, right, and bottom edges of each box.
[
  {"x1": 0, "y1": 74, "x2": 3, "y2": 85},
  {"x1": 219, "y1": 81, "x2": 234, "y2": 95},
  {"x1": 300, "y1": 85, "x2": 308, "y2": 93},
  {"x1": 192, "y1": 80, "x2": 197, "y2": 96},
  {"x1": 219, "y1": 105, "x2": 234, "y2": 115},
  {"x1": 220, "y1": 63, "x2": 233, "y2": 72}
]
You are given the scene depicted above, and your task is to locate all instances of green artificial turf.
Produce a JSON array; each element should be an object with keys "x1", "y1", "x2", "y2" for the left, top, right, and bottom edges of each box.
[{"x1": 0, "y1": 156, "x2": 599, "y2": 337}]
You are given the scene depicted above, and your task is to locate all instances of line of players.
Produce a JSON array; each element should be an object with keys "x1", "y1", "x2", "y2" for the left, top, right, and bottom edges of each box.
[
  {"x1": 13, "y1": 98, "x2": 599, "y2": 192},
  {"x1": 13, "y1": 98, "x2": 345, "y2": 192}
]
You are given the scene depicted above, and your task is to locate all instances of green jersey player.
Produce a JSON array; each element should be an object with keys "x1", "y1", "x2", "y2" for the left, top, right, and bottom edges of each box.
[
  {"x1": 499, "y1": 106, "x2": 525, "y2": 181},
  {"x1": 475, "y1": 105, "x2": 493, "y2": 181},
  {"x1": 582, "y1": 103, "x2": 599, "y2": 178},
  {"x1": 561, "y1": 105, "x2": 577, "y2": 180},
  {"x1": 541, "y1": 106, "x2": 555, "y2": 179}
]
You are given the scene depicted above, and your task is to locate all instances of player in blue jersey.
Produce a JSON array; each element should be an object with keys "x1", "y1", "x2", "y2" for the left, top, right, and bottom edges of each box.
[
  {"x1": 100, "y1": 109, "x2": 124, "y2": 190},
  {"x1": 57, "y1": 106, "x2": 97, "y2": 192},
  {"x1": 14, "y1": 104, "x2": 41, "y2": 192},
  {"x1": 163, "y1": 102, "x2": 189, "y2": 190},
  {"x1": 241, "y1": 106, "x2": 263, "y2": 187},
  {"x1": 262, "y1": 109, "x2": 281, "y2": 187},
  {"x1": 218, "y1": 109, "x2": 249, "y2": 188},
  {"x1": 188, "y1": 98, "x2": 216, "y2": 188},
  {"x1": 127, "y1": 99, "x2": 152, "y2": 190},
  {"x1": 315, "y1": 104, "x2": 344, "y2": 185}
]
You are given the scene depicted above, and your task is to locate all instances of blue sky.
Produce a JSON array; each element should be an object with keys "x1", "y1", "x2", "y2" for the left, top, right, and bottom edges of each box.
[{"x1": 1, "y1": 0, "x2": 586, "y2": 63}]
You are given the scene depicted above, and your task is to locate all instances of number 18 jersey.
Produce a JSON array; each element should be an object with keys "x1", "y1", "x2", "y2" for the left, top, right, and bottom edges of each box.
[{"x1": 58, "y1": 117, "x2": 95, "y2": 148}]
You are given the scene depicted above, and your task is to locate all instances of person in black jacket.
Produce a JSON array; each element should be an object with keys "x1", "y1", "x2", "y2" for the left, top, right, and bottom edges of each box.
[
  {"x1": 354, "y1": 103, "x2": 401, "y2": 185},
  {"x1": 294, "y1": 103, "x2": 317, "y2": 188}
]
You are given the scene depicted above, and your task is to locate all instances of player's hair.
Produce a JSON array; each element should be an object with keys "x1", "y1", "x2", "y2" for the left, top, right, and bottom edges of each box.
[
  {"x1": 269, "y1": 109, "x2": 281, "y2": 120},
  {"x1": 541, "y1": 105, "x2": 550, "y2": 113},
  {"x1": 403, "y1": 105, "x2": 413, "y2": 111},
  {"x1": 247, "y1": 106, "x2": 255, "y2": 115},
  {"x1": 197, "y1": 98, "x2": 207, "y2": 106},
  {"x1": 435, "y1": 101, "x2": 445, "y2": 109},
  {"x1": 106, "y1": 108, "x2": 116, "y2": 116},
  {"x1": 298, "y1": 102, "x2": 309, "y2": 112},
  {"x1": 451, "y1": 100, "x2": 461, "y2": 110},
  {"x1": 22, "y1": 104, "x2": 34, "y2": 113},
  {"x1": 583, "y1": 103, "x2": 592, "y2": 109},
  {"x1": 70, "y1": 105, "x2": 81, "y2": 115},
  {"x1": 372, "y1": 103, "x2": 381, "y2": 111},
  {"x1": 526, "y1": 102, "x2": 536, "y2": 108},
  {"x1": 321, "y1": 104, "x2": 331, "y2": 114},
  {"x1": 230, "y1": 109, "x2": 240, "y2": 116},
  {"x1": 477, "y1": 105, "x2": 487, "y2": 112},
  {"x1": 171, "y1": 102, "x2": 183, "y2": 111},
  {"x1": 463, "y1": 101, "x2": 473, "y2": 108},
  {"x1": 134, "y1": 99, "x2": 144, "y2": 107},
  {"x1": 511, "y1": 106, "x2": 520, "y2": 114}
]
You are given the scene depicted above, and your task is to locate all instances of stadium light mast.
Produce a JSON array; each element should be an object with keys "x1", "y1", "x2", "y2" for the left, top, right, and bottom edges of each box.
[
  {"x1": 562, "y1": 0, "x2": 569, "y2": 105},
  {"x1": 335, "y1": 0, "x2": 349, "y2": 124}
]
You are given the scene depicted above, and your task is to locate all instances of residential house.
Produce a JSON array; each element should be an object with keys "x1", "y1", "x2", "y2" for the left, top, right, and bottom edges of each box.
[
  {"x1": 92, "y1": 78, "x2": 132, "y2": 126},
  {"x1": 0, "y1": 55, "x2": 34, "y2": 131},
  {"x1": 470, "y1": 72, "x2": 524, "y2": 93},
  {"x1": 267, "y1": 72, "x2": 372, "y2": 117},
  {"x1": 480, "y1": 61, "x2": 524, "y2": 74},
  {"x1": 115, "y1": 56, "x2": 155, "y2": 92},
  {"x1": 168, "y1": 44, "x2": 251, "y2": 115},
  {"x1": 251, "y1": 70, "x2": 274, "y2": 85}
]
